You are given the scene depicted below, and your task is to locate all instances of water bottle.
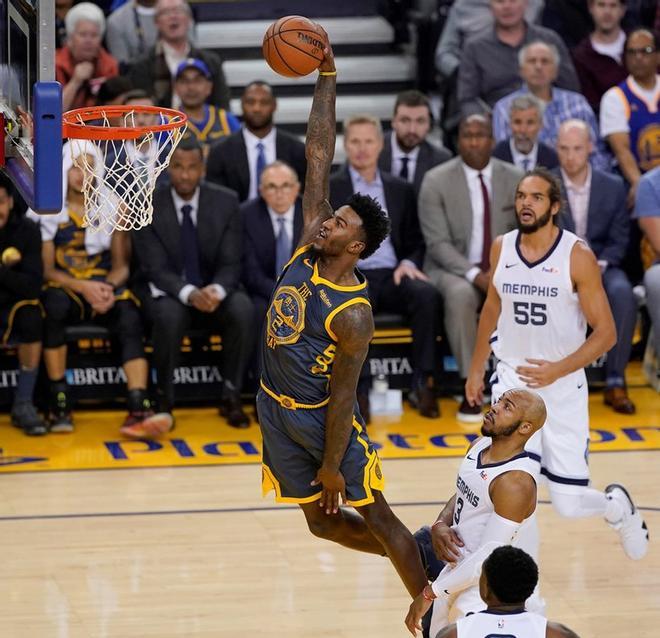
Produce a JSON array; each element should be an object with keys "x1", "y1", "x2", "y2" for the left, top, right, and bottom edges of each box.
[{"x1": 373, "y1": 373, "x2": 388, "y2": 395}]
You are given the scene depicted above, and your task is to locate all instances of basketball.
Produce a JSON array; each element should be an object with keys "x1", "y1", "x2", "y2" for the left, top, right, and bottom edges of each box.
[{"x1": 262, "y1": 15, "x2": 324, "y2": 78}]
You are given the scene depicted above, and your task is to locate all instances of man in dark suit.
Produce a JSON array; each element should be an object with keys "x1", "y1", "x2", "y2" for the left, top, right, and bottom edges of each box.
[
  {"x1": 378, "y1": 90, "x2": 452, "y2": 196},
  {"x1": 242, "y1": 160, "x2": 304, "y2": 330},
  {"x1": 134, "y1": 136, "x2": 255, "y2": 427},
  {"x1": 492, "y1": 95, "x2": 559, "y2": 170},
  {"x1": 206, "y1": 81, "x2": 306, "y2": 203},
  {"x1": 556, "y1": 119, "x2": 636, "y2": 414},
  {"x1": 331, "y1": 114, "x2": 441, "y2": 421}
]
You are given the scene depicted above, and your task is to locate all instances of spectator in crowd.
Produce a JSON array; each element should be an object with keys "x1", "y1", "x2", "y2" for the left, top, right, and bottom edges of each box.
[
  {"x1": 419, "y1": 114, "x2": 522, "y2": 422},
  {"x1": 634, "y1": 166, "x2": 660, "y2": 390},
  {"x1": 128, "y1": 0, "x2": 230, "y2": 110},
  {"x1": 457, "y1": 0, "x2": 580, "y2": 117},
  {"x1": 600, "y1": 28, "x2": 660, "y2": 201},
  {"x1": 32, "y1": 142, "x2": 169, "y2": 438},
  {"x1": 96, "y1": 75, "x2": 134, "y2": 108},
  {"x1": 55, "y1": 0, "x2": 74, "y2": 49},
  {"x1": 0, "y1": 176, "x2": 47, "y2": 436},
  {"x1": 206, "y1": 81, "x2": 306, "y2": 203},
  {"x1": 106, "y1": 0, "x2": 159, "y2": 68},
  {"x1": 133, "y1": 136, "x2": 254, "y2": 428},
  {"x1": 493, "y1": 94, "x2": 559, "y2": 169},
  {"x1": 173, "y1": 58, "x2": 240, "y2": 154},
  {"x1": 556, "y1": 120, "x2": 637, "y2": 413},
  {"x1": 492, "y1": 41, "x2": 610, "y2": 170},
  {"x1": 378, "y1": 90, "x2": 452, "y2": 196},
  {"x1": 435, "y1": 0, "x2": 543, "y2": 80},
  {"x1": 330, "y1": 114, "x2": 441, "y2": 421},
  {"x1": 56, "y1": 2, "x2": 119, "y2": 111},
  {"x1": 572, "y1": 0, "x2": 628, "y2": 114},
  {"x1": 241, "y1": 161, "x2": 303, "y2": 336}
]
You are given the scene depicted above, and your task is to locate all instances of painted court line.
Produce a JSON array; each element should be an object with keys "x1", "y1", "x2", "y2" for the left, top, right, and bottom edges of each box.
[{"x1": 0, "y1": 500, "x2": 658, "y2": 523}]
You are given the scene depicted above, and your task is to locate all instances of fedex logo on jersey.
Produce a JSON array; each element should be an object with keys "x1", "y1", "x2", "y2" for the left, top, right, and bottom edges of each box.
[{"x1": 542, "y1": 266, "x2": 559, "y2": 274}]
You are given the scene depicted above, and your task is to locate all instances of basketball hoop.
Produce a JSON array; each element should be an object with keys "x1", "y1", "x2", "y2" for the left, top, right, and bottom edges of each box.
[{"x1": 62, "y1": 105, "x2": 188, "y2": 234}]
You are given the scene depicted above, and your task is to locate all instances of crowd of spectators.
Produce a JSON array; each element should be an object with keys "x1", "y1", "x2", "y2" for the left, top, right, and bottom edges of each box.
[{"x1": 1, "y1": 0, "x2": 658, "y2": 436}]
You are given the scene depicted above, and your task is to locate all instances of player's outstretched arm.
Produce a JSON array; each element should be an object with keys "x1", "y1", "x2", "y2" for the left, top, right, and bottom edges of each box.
[
  {"x1": 312, "y1": 303, "x2": 373, "y2": 514},
  {"x1": 547, "y1": 621, "x2": 581, "y2": 638},
  {"x1": 466, "y1": 238, "x2": 503, "y2": 406},
  {"x1": 298, "y1": 26, "x2": 337, "y2": 246}
]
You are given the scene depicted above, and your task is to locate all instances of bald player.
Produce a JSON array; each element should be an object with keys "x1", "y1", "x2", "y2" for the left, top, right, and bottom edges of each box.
[{"x1": 406, "y1": 389, "x2": 547, "y2": 637}]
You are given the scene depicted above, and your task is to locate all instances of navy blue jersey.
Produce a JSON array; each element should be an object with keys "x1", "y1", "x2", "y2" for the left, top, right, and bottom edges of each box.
[{"x1": 260, "y1": 244, "x2": 371, "y2": 406}]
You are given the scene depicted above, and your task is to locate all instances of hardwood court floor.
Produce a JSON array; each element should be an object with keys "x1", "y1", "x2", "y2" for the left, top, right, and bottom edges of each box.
[{"x1": 0, "y1": 377, "x2": 658, "y2": 637}]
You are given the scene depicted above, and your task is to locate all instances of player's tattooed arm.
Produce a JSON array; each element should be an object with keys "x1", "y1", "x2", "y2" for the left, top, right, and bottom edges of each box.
[
  {"x1": 313, "y1": 303, "x2": 373, "y2": 514},
  {"x1": 299, "y1": 28, "x2": 336, "y2": 247}
]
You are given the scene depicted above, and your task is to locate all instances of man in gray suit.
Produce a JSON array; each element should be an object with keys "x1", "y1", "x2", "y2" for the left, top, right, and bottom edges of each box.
[
  {"x1": 419, "y1": 114, "x2": 522, "y2": 422},
  {"x1": 378, "y1": 90, "x2": 452, "y2": 197}
]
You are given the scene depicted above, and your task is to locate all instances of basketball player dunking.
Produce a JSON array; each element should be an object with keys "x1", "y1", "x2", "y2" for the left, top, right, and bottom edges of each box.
[
  {"x1": 466, "y1": 168, "x2": 649, "y2": 560},
  {"x1": 256, "y1": 27, "x2": 428, "y2": 599},
  {"x1": 405, "y1": 388, "x2": 547, "y2": 637}
]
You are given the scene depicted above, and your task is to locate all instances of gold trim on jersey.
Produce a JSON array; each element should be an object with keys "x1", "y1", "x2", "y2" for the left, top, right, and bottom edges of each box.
[
  {"x1": 324, "y1": 297, "x2": 372, "y2": 342},
  {"x1": 345, "y1": 417, "x2": 385, "y2": 507},
  {"x1": 311, "y1": 260, "x2": 368, "y2": 292},
  {"x1": 282, "y1": 243, "x2": 313, "y2": 273},
  {"x1": 261, "y1": 463, "x2": 323, "y2": 504},
  {"x1": 259, "y1": 379, "x2": 330, "y2": 410},
  {"x1": 2, "y1": 299, "x2": 43, "y2": 344}
]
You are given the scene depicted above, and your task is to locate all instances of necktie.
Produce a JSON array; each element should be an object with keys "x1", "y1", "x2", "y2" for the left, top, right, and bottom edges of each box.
[
  {"x1": 256, "y1": 142, "x2": 266, "y2": 189},
  {"x1": 478, "y1": 173, "x2": 492, "y2": 272},
  {"x1": 275, "y1": 216, "x2": 291, "y2": 276},
  {"x1": 522, "y1": 158, "x2": 530, "y2": 172},
  {"x1": 180, "y1": 204, "x2": 202, "y2": 287},
  {"x1": 399, "y1": 156, "x2": 410, "y2": 181}
]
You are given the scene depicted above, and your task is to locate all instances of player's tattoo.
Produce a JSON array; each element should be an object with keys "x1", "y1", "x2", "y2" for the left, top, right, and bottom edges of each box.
[
  {"x1": 322, "y1": 303, "x2": 374, "y2": 472},
  {"x1": 302, "y1": 75, "x2": 336, "y2": 231}
]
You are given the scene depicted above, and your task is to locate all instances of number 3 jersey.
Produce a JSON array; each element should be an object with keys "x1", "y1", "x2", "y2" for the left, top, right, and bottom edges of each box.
[
  {"x1": 453, "y1": 437, "x2": 539, "y2": 557},
  {"x1": 491, "y1": 229, "x2": 587, "y2": 370}
]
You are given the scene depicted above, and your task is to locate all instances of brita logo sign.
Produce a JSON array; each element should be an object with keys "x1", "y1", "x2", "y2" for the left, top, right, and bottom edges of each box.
[{"x1": 64, "y1": 366, "x2": 223, "y2": 386}]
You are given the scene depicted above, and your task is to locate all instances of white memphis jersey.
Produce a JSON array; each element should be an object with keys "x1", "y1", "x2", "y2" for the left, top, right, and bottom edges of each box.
[
  {"x1": 491, "y1": 229, "x2": 587, "y2": 369},
  {"x1": 453, "y1": 437, "x2": 538, "y2": 556},
  {"x1": 457, "y1": 609, "x2": 547, "y2": 637}
]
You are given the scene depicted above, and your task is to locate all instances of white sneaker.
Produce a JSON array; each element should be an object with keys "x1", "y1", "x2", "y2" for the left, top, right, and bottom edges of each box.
[{"x1": 605, "y1": 484, "x2": 649, "y2": 560}]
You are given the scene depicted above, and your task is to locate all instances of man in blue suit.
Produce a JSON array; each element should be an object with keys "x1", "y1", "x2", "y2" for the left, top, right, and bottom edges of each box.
[
  {"x1": 555, "y1": 119, "x2": 636, "y2": 414},
  {"x1": 241, "y1": 161, "x2": 304, "y2": 331}
]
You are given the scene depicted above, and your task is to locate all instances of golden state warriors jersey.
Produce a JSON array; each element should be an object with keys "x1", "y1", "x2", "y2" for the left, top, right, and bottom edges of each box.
[{"x1": 261, "y1": 244, "x2": 371, "y2": 407}]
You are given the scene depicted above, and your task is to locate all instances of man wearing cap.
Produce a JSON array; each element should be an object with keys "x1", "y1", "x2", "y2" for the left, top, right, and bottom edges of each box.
[{"x1": 174, "y1": 58, "x2": 240, "y2": 154}]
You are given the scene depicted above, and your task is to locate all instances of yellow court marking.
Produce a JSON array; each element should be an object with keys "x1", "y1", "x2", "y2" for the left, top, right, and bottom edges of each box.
[{"x1": 0, "y1": 385, "x2": 658, "y2": 473}]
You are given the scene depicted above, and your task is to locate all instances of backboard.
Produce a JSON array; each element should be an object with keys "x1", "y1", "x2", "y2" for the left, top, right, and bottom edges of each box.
[{"x1": 0, "y1": 0, "x2": 62, "y2": 212}]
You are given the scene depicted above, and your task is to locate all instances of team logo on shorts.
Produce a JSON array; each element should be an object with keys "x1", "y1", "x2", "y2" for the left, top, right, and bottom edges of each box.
[{"x1": 266, "y1": 285, "x2": 307, "y2": 348}]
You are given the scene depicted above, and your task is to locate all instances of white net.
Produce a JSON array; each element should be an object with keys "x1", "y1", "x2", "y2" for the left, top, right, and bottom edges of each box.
[{"x1": 65, "y1": 108, "x2": 187, "y2": 234}]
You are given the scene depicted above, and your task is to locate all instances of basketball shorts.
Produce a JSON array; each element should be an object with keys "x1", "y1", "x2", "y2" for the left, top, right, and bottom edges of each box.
[
  {"x1": 256, "y1": 388, "x2": 385, "y2": 506},
  {"x1": 491, "y1": 361, "x2": 590, "y2": 491},
  {"x1": 0, "y1": 299, "x2": 42, "y2": 345}
]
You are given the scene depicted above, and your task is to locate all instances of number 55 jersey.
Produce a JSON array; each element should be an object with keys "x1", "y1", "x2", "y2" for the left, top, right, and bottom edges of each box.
[{"x1": 491, "y1": 229, "x2": 586, "y2": 370}]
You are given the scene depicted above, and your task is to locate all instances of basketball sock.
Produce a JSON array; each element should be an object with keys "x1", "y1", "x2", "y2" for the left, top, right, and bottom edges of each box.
[
  {"x1": 549, "y1": 487, "x2": 612, "y2": 519},
  {"x1": 14, "y1": 366, "x2": 38, "y2": 405}
]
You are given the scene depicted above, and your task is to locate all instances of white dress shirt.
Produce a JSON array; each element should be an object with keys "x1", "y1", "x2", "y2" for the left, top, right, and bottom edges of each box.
[
  {"x1": 267, "y1": 204, "x2": 295, "y2": 244},
  {"x1": 390, "y1": 131, "x2": 420, "y2": 184},
  {"x1": 510, "y1": 139, "x2": 539, "y2": 172},
  {"x1": 462, "y1": 161, "x2": 493, "y2": 282},
  {"x1": 243, "y1": 127, "x2": 277, "y2": 201},
  {"x1": 562, "y1": 166, "x2": 592, "y2": 241},
  {"x1": 149, "y1": 187, "x2": 227, "y2": 304}
]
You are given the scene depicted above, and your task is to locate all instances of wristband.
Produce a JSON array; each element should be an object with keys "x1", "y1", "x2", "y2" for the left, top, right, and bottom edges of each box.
[
  {"x1": 422, "y1": 584, "x2": 437, "y2": 601},
  {"x1": 431, "y1": 519, "x2": 447, "y2": 529},
  {"x1": 318, "y1": 70, "x2": 337, "y2": 76}
]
